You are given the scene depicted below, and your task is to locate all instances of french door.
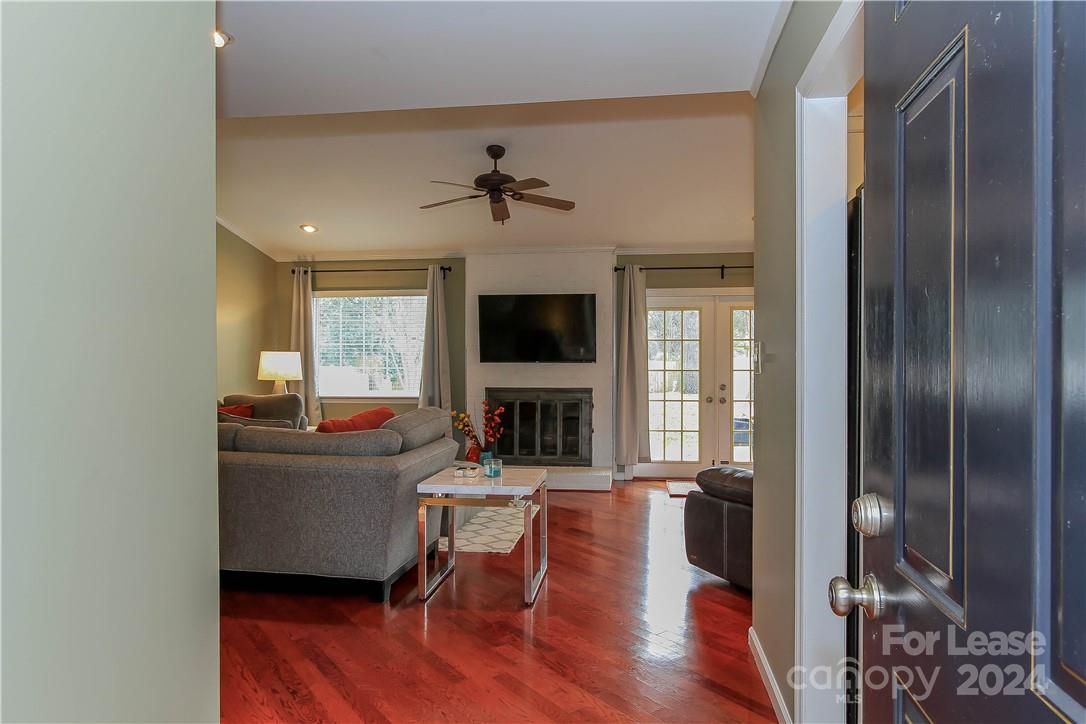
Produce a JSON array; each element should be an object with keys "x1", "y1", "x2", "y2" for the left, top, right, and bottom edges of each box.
[{"x1": 636, "y1": 293, "x2": 754, "y2": 478}]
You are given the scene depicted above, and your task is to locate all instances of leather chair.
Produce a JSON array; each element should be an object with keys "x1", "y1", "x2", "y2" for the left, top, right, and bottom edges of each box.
[
  {"x1": 684, "y1": 466, "x2": 753, "y2": 590},
  {"x1": 220, "y1": 393, "x2": 308, "y2": 430}
]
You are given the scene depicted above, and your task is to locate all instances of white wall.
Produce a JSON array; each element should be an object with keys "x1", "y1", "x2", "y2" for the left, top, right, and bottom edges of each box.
[
  {"x1": 2, "y1": 2, "x2": 219, "y2": 720},
  {"x1": 465, "y1": 251, "x2": 615, "y2": 468}
]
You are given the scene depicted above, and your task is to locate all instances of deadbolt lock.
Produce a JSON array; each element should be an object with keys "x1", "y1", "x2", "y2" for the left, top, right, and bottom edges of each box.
[{"x1": 851, "y1": 493, "x2": 893, "y2": 538}]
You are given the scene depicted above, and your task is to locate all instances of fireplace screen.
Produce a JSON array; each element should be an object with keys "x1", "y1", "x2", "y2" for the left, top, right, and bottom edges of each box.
[{"x1": 486, "y1": 388, "x2": 592, "y2": 466}]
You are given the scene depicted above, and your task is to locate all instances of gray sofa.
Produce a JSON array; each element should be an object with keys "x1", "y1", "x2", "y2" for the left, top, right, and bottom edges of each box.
[
  {"x1": 219, "y1": 392, "x2": 308, "y2": 429},
  {"x1": 218, "y1": 407, "x2": 457, "y2": 601}
]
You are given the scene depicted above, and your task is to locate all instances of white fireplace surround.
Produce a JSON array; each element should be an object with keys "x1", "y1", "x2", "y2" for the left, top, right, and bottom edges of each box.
[{"x1": 465, "y1": 250, "x2": 616, "y2": 472}]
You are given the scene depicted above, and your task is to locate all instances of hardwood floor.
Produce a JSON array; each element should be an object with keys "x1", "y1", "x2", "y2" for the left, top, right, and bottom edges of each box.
[{"x1": 220, "y1": 481, "x2": 774, "y2": 722}]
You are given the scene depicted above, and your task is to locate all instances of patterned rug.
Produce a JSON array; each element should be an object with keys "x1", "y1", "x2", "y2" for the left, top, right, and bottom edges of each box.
[
  {"x1": 665, "y1": 480, "x2": 700, "y2": 497},
  {"x1": 439, "y1": 505, "x2": 541, "y2": 554}
]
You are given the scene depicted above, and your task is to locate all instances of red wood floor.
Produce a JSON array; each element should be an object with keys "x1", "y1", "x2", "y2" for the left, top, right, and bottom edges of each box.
[{"x1": 220, "y1": 480, "x2": 774, "y2": 722}]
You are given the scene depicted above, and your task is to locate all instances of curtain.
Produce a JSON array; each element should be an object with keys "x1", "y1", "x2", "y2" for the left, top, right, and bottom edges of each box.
[
  {"x1": 615, "y1": 264, "x2": 650, "y2": 466},
  {"x1": 289, "y1": 266, "x2": 321, "y2": 424},
  {"x1": 419, "y1": 265, "x2": 452, "y2": 411}
]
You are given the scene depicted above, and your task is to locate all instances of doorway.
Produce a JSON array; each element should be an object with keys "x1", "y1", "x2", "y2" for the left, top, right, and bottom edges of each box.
[{"x1": 635, "y1": 291, "x2": 755, "y2": 479}]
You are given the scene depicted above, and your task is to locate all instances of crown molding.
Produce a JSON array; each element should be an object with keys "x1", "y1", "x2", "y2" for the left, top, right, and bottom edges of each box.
[
  {"x1": 215, "y1": 216, "x2": 283, "y2": 261},
  {"x1": 614, "y1": 241, "x2": 754, "y2": 255},
  {"x1": 750, "y1": 0, "x2": 793, "y2": 97},
  {"x1": 247, "y1": 240, "x2": 753, "y2": 263}
]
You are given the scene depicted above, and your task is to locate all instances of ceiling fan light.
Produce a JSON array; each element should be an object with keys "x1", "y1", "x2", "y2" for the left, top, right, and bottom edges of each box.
[{"x1": 299, "y1": 224, "x2": 318, "y2": 233}]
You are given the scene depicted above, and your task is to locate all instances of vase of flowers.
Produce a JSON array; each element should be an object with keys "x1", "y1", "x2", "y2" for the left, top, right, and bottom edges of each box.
[{"x1": 451, "y1": 401, "x2": 505, "y2": 464}]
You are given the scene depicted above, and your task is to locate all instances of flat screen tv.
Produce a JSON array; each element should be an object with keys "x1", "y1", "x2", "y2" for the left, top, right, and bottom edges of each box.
[{"x1": 478, "y1": 293, "x2": 596, "y2": 363}]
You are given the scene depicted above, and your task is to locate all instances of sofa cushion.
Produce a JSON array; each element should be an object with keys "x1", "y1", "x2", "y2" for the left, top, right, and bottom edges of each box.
[
  {"x1": 234, "y1": 426, "x2": 403, "y2": 457},
  {"x1": 218, "y1": 412, "x2": 295, "y2": 429},
  {"x1": 695, "y1": 466, "x2": 754, "y2": 506},
  {"x1": 218, "y1": 403, "x2": 254, "y2": 418},
  {"x1": 218, "y1": 422, "x2": 243, "y2": 451},
  {"x1": 317, "y1": 406, "x2": 396, "y2": 433},
  {"x1": 381, "y1": 407, "x2": 450, "y2": 451}
]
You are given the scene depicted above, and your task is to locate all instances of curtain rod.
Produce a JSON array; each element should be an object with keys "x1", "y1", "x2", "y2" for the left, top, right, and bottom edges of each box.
[
  {"x1": 613, "y1": 264, "x2": 754, "y2": 280},
  {"x1": 292, "y1": 265, "x2": 452, "y2": 278}
]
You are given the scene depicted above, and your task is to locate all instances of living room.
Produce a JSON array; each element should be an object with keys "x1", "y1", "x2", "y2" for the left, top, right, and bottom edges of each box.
[{"x1": 213, "y1": 2, "x2": 767, "y2": 720}]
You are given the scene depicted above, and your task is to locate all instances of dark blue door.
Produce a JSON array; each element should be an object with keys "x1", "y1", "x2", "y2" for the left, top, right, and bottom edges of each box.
[{"x1": 861, "y1": 2, "x2": 1085, "y2": 720}]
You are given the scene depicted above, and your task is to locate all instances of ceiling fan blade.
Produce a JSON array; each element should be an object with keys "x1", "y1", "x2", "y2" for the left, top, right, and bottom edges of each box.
[
  {"x1": 431, "y1": 180, "x2": 481, "y2": 190},
  {"x1": 503, "y1": 177, "x2": 549, "y2": 192},
  {"x1": 491, "y1": 197, "x2": 511, "y2": 222},
  {"x1": 420, "y1": 194, "x2": 485, "y2": 209},
  {"x1": 513, "y1": 192, "x2": 575, "y2": 211}
]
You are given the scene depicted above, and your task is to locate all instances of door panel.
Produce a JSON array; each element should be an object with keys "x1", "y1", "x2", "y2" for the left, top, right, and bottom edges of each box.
[
  {"x1": 898, "y1": 30, "x2": 967, "y2": 619},
  {"x1": 862, "y1": 2, "x2": 1085, "y2": 720}
]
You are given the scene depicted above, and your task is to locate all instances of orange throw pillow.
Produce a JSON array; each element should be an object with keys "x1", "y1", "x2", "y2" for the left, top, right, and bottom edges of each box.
[
  {"x1": 218, "y1": 404, "x2": 254, "y2": 418},
  {"x1": 316, "y1": 407, "x2": 396, "y2": 433}
]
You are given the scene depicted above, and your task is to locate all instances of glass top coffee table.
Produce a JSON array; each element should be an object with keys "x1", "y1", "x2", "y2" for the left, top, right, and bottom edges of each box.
[{"x1": 417, "y1": 466, "x2": 548, "y2": 606}]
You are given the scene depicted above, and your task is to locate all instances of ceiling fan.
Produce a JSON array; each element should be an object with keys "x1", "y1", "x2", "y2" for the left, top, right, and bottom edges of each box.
[{"x1": 420, "y1": 144, "x2": 575, "y2": 223}]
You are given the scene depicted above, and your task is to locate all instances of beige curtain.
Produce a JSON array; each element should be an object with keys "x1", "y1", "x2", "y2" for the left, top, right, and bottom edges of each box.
[
  {"x1": 289, "y1": 266, "x2": 321, "y2": 424},
  {"x1": 615, "y1": 264, "x2": 650, "y2": 465},
  {"x1": 419, "y1": 265, "x2": 452, "y2": 411}
]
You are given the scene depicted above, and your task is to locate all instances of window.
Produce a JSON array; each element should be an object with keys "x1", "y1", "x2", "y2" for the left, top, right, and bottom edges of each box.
[
  {"x1": 731, "y1": 307, "x2": 754, "y2": 463},
  {"x1": 313, "y1": 294, "x2": 427, "y2": 398},
  {"x1": 647, "y1": 308, "x2": 701, "y2": 462}
]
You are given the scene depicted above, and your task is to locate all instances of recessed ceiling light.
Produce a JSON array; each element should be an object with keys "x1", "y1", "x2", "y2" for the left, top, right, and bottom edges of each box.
[
  {"x1": 213, "y1": 30, "x2": 233, "y2": 48},
  {"x1": 300, "y1": 224, "x2": 318, "y2": 233}
]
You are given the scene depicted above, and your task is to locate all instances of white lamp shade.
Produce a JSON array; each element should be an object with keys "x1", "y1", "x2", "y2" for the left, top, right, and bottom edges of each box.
[{"x1": 257, "y1": 351, "x2": 303, "y2": 381}]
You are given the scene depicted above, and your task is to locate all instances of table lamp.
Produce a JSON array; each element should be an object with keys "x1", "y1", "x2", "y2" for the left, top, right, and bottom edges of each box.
[{"x1": 258, "y1": 351, "x2": 303, "y2": 394}]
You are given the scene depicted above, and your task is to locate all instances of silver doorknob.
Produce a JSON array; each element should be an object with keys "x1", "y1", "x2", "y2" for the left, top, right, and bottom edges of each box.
[
  {"x1": 829, "y1": 574, "x2": 885, "y2": 619},
  {"x1": 705, "y1": 396, "x2": 714, "y2": 403},
  {"x1": 851, "y1": 493, "x2": 893, "y2": 537}
]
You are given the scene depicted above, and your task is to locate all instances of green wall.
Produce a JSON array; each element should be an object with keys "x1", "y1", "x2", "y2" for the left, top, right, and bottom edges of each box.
[
  {"x1": 272, "y1": 258, "x2": 467, "y2": 420},
  {"x1": 217, "y1": 224, "x2": 279, "y2": 398},
  {"x1": 751, "y1": 2, "x2": 840, "y2": 718},
  {"x1": 615, "y1": 252, "x2": 754, "y2": 289},
  {"x1": 2, "y1": 1, "x2": 219, "y2": 719}
]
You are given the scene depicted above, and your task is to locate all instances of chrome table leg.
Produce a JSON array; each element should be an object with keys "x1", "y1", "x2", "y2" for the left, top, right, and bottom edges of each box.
[
  {"x1": 523, "y1": 482, "x2": 549, "y2": 606},
  {"x1": 418, "y1": 499, "x2": 454, "y2": 602}
]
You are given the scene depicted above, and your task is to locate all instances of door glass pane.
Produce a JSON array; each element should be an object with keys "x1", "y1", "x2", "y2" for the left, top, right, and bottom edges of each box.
[
  {"x1": 647, "y1": 305, "x2": 701, "y2": 462},
  {"x1": 730, "y1": 307, "x2": 755, "y2": 465},
  {"x1": 665, "y1": 341, "x2": 683, "y2": 369},
  {"x1": 649, "y1": 370, "x2": 664, "y2": 397},
  {"x1": 733, "y1": 341, "x2": 751, "y2": 371},
  {"x1": 648, "y1": 341, "x2": 664, "y2": 370},
  {"x1": 648, "y1": 311, "x2": 665, "y2": 339},
  {"x1": 664, "y1": 370, "x2": 683, "y2": 399},
  {"x1": 649, "y1": 431, "x2": 664, "y2": 460},
  {"x1": 682, "y1": 432, "x2": 699, "y2": 462},
  {"x1": 733, "y1": 371, "x2": 752, "y2": 400},
  {"x1": 664, "y1": 431, "x2": 682, "y2": 460},
  {"x1": 682, "y1": 371, "x2": 699, "y2": 399}
]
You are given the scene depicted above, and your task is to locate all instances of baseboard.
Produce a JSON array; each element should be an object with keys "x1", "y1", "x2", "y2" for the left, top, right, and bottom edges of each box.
[{"x1": 749, "y1": 626, "x2": 793, "y2": 724}]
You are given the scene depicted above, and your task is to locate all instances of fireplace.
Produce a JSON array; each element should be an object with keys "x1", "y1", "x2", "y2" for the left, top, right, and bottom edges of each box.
[{"x1": 486, "y1": 387, "x2": 592, "y2": 466}]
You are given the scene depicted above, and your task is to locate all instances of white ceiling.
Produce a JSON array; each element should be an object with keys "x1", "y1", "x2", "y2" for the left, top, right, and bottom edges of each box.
[
  {"x1": 217, "y1": 1, "x2": 790, "y2": 118},
  {"x1": 216, "y1": 93, "x2": 755, "y2": 260}
]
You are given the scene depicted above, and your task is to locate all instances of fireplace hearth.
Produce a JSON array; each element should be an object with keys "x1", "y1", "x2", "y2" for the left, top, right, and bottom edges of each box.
[{"x1": 486, "y1": 387, "x2": 592, "y2": 467}]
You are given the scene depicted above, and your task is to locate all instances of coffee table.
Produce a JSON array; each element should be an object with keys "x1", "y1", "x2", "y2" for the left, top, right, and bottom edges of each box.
[{"x1": 417, "y1": 466, "x2": 548, "y2": 606}]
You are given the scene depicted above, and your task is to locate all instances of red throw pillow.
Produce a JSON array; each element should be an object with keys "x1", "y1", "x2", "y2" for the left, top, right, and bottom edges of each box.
[
  {"x1": 218, "y1": 404, "x2": 254, "y2": 418},
  {"x1": 316, "y1": 407, "x2": 395, "y2": 433}
]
